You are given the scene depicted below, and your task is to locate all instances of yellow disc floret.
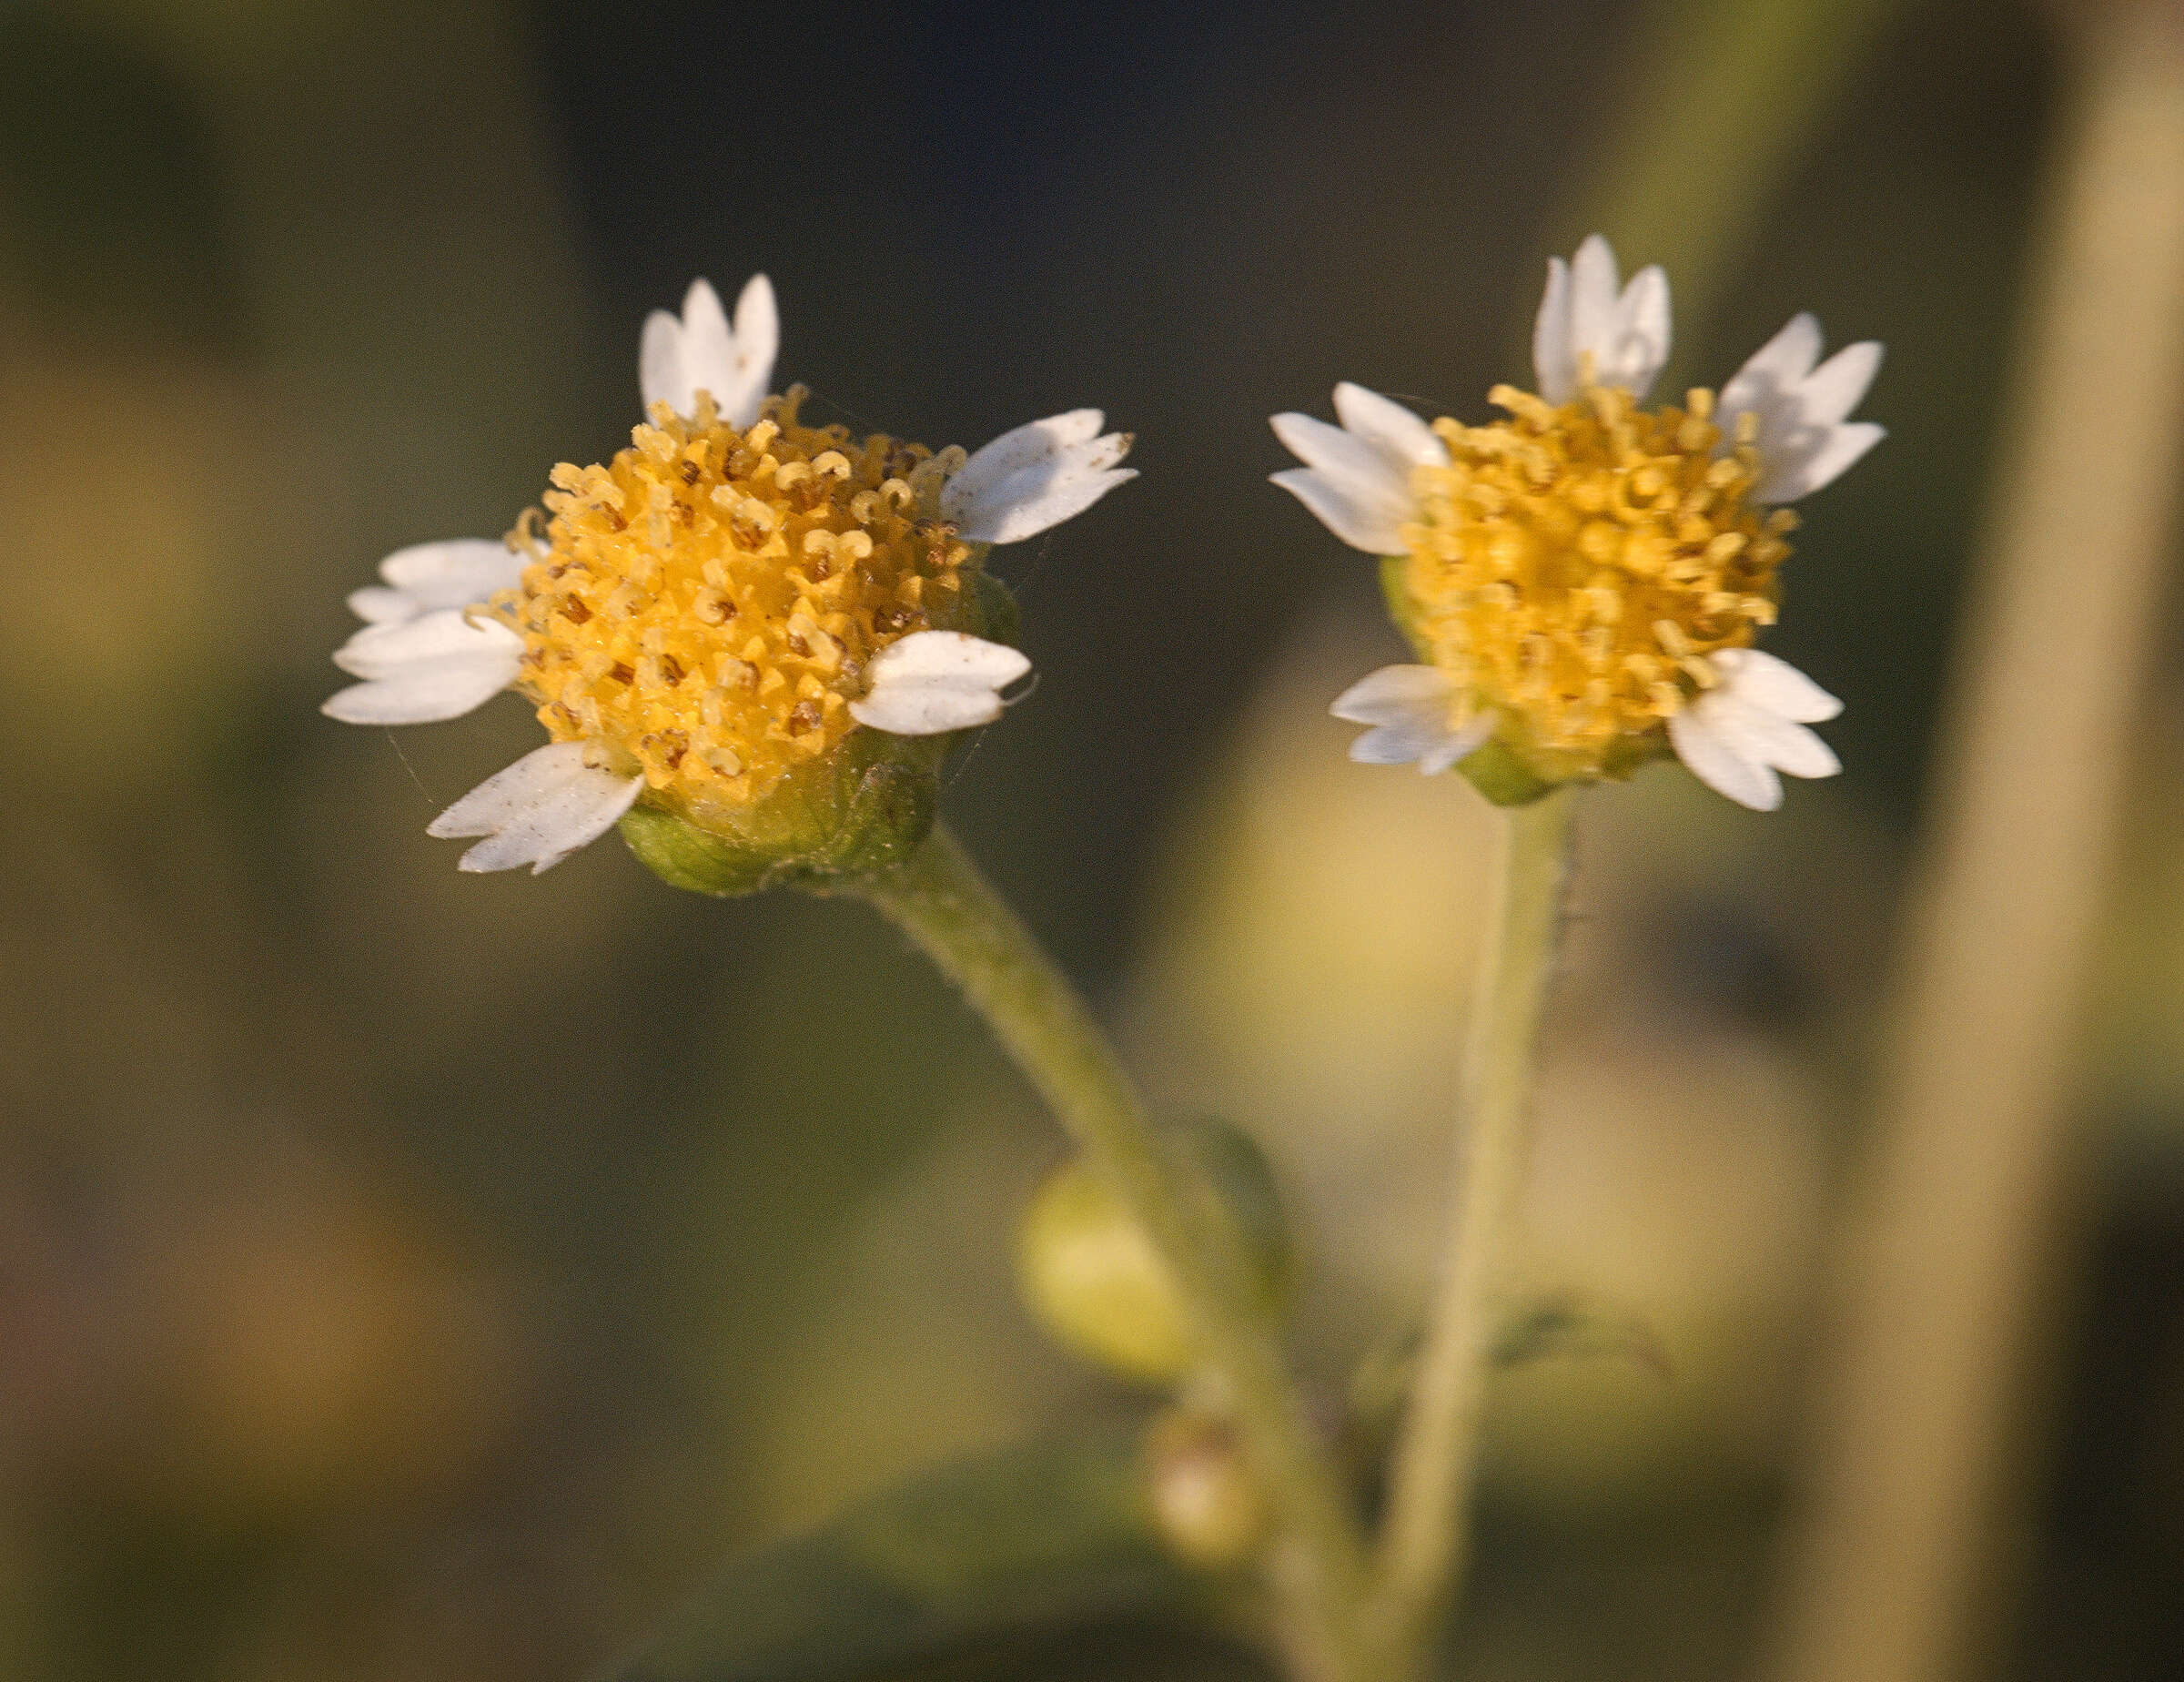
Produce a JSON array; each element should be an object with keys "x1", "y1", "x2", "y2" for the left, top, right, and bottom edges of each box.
[
  {"x1": 1397, "y1": 381, "x2": 1795, "y2": 784},
  {"x1": 491, "y1": 388, "x2": 976, "y2": 826}
]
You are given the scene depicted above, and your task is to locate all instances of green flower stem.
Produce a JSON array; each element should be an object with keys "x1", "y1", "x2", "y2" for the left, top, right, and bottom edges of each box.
[
  {"x1": 854, "y1": 822, "x2": 1375, "y2": 1682},
  {"x1": 1368, "y1": 789, "x2": 1574, "y2": 1674}
]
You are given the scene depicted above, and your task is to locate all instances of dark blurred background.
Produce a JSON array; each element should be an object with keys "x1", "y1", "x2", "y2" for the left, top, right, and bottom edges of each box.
[{"x1": 3, "y1": 0, "x2": 2179, "y2": 1678}]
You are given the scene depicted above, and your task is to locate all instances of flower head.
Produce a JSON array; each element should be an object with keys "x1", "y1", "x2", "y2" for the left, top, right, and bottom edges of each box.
[
  {"x1": 1275, "y1": 236, "x2": 1879, "y2": 810},
  {"x1": 327, "y1": 276, "x2": 1133, "y2": 878}
]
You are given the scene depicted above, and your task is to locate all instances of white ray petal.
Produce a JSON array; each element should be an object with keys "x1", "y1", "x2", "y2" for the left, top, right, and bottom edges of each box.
[
  {"x1": 676, "y1": 278, "x2": 734, "y2": 405},
  {"x1": 1701, "y1": 691, "x2": 1840, "y2": 778},
  {"x1": 640, "y1": 307, "x2": 688, "y2": 416},
  {"x1": 720, "y1": 273, "x2": 779, "y2": 429},
  {"x1": 1533, "y1": 255, "x2": 1577, "y2": 403},
  {"x1": 1543, "y1": 237, "x2": 1674, "y2": 400},
  {"x1": 1798, "y1": 339, "x2": 1884, "y2": 429},
  {"x1": 426, "y1": 741, "x2": 645, "y2": 874},
  {"x1": 349, "y1": 538, "x2": 528, "y2": 625},
  {"x1": 1330, "y1": 663, "x2": 1453, "y2": 724},
  {"x1": 321, "y1": 653, "x2": 520, "y2": 725},
  {"x1": 941, "y1": 412, "x2": 1135, "y2": 544},
  {"x1": 1717, "y1": 313, "x2": 1824, "y2": 426},
  {"x1": 942, "y1": 410, "x2": 1102, "y2": 511},
  {"x1": 1758, "y1": 420, "x2": 1886, "y2": 502},
  {"x1": 1718, "y1": 313, "x2": 1885, "y2": 502},
  {"x1": 1269, "y1": 410, "x2": 1416, "y2": 525},
  {"x1": 1610, "y1": 262, "x2": 1672, "y2": 399},
  {"x1": 848, "y1": 632, "x2": 1030, "y2": 735},
  {"x1": 323, "y1": 608, "x2": 521, "y2": 726},
  {"x1": 1710, "y1": 648, "x2": 1843, "y2": 722},
  {"x1": 332, "y1": 608, "x2": 520, "y2": 678},
  {"x1": 1330, "y1": 663, "x2": 1488, "y2": 772},
  {"x1": 367, "y1": 537, "x2": 526, "y2": 606},
  {"x1": 1269, "y1": 468, "x2": 1407, "y2": 555},
  {"x1": 1568, "y1": 237, "x2": 1623, "y2": 381},
  {"x1": 1419, "y1": 713, "x2": 1498, "y2": 775},
  {"x1": 636, "y1": 273, "x2": 779, "y2": 426},
  {"x1": 1331, "y1": 383, "x2": 1448, "y2": 469},
  {"x1": 1268, "y1": 411, "x2": 1413, "y2": 500},
  {"x1": 1669, "y1": 707, "x2": 1782, "y2": 811}
]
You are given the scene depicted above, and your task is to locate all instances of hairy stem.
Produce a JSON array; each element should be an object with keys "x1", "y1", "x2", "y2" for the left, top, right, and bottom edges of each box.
[
  {"x1": 854, "y1": 822, "x2": 1375, "y2": 1682},
  {"x1": 1369, "y1": 790, "x2": 1574, "y2": 1674}
]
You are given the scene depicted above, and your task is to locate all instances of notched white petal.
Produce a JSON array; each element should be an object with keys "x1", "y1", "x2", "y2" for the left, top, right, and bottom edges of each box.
[
  {"x1": 848, "y1": 631, "x2": 1031, "y2": 735},
  {"x1": 323, "y1": 609, "x2": 521, "y2": 725},
  {"x1": 1330, "y1": 664, "x2": 1487, "y2": 773},
  {"x1": 1711, "y1": 648, "x2": 1842, "y2": 722},
  {"x1": 427, "y1": 741, "x2": 645, "y2": 875},
  {"x1": 1672, "y1": 648, "x2": 1844, "y2": 810},
  {"x1": 1759, "y1": 421, "x2": 1886, "y2": 503},
  {"x1": 723, "y1": 273, "x2": 779, "y2": 429},
  {"x1": 1719, "y1": 313, "x2": 1886, "y2": 502},
  {"x1": 321, "y1": 662, "x2": 512, "y2": 726},
  {"x1": 1799, "y1": 340, "x2": 1885, "y2": 429},
  {"x1": 1612, "y1": 263, "x2": 1672, "y2": 399},
  {"x1": 1702, "y1": 693, "x2": 1838, "y2": 779},
  {"x1": 349, "y1": 538, "x2": 527, "y2": 624},
  {"x1": 640, "y1": 308, "x2": 687, "y2": 415},
  {"x1": 1331, "y1": 383, "x2": 1448, "y2": 469},
  {"x1": 1568, "y1": 237, "x2": 1622, "y2": 377},
  {"x1": 1268, "y1": 400, "x2": 1420, "y2": 552},
  {"x1": 637, "y1": 273, "x2": 780, "y2": 426},
  {"x1": 943, "y1": 410, "x2": 1104, "y2": 507},
  {"x1": 1330, "y1": 664, "x2": 1453, "y2": 724},
  {"x1": 1268, "y1": 412, "x2": 1413, "y2": 507},
  {"x1": 942, "y1": 411, "x2": 1135, "y2": 544},
  {"x1": 676, "y1": 278, "x2": 733, "y2": 395},
  {"x1": 1669, "y1": 708, "x2": 1782, "y2": 811},
  {"x1": 333, "y1": 608, "x2": 520, "y2": 678},
  {"x1": 1533, "y1": 254, "x2": 1576, "y2": 404},
  {"x1": 1718, "y1": 314, "x2": 1823, "y2": 422},
  {"x1": 1269, "y1": 467, "x2": 1406, "y2": 555},
  {"x1": 1419, "y1": 714, "x2": 1498, "y2": 775},
  {"x1": 1539, "y1": 236, "x2": 1672, "y2": 400}
]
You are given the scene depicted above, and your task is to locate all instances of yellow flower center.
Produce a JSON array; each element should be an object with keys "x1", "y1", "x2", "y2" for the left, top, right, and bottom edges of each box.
[
  {"x1": 491, "y1": 388, "x2": 976, "y2": 821},
  {"x1": 1399, "y1": 382, "x2": 1795, "y2": 782}
]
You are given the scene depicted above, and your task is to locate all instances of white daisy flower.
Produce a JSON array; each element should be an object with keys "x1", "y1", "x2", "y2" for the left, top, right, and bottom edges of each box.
[
  {"x1": 1271, "y1": 235, "x2": 1881, "y2": 811},
  {"x1": 326, "y1": 276, "x2": 1133, "y2": 874}
]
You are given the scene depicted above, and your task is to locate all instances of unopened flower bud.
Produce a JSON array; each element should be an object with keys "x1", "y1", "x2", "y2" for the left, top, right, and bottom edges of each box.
[
  {"x1": 1015, "y1": 1119, "x2": 1292, "y2": 1384},
  {"x1": 1143, "y1": 1406, "x2": 1269, "y2": 1569}
]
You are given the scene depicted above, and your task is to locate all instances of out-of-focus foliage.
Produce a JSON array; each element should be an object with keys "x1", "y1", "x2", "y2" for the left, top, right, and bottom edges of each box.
[{"x1": 607, "y1": 1428, "x2": 1212, "y2": 1682}]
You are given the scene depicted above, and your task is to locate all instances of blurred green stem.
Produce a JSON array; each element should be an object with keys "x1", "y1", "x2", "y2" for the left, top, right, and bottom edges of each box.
[
  {"x1": 854, "y1": 823, "x2": 1375, "y2": 1682},
  {"x1": 1764, "y1": 6, "x2": 2184, "y2": 1681},
  {"x1": 1368, "y1": 790, "x2": 1574, "y2": 1677}
]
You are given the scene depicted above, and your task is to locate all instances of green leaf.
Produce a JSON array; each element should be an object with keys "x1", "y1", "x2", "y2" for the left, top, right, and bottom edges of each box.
[
  {"x1": 1349, "y1": 1295, "x2": 1669, "y2": 1441},
  {"x1": 1491, "y1": 1296, "x2": 1670, "y2": 1377},
  {"x1": 607, "y1": 1427, "x2": 1213, "y2": 1682}
]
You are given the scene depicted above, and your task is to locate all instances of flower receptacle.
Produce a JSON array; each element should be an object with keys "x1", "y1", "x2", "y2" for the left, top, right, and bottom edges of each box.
[{"x1": 617, "y1": 724, "x2": 945, "y2": 897}]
